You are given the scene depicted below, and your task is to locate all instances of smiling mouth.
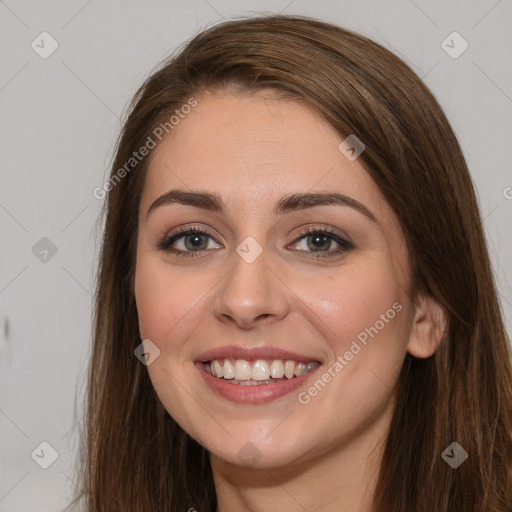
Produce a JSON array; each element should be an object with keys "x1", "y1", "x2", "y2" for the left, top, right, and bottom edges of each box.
[{"x1": 203, "y1": 358, "x2": 320, "y2": 385}]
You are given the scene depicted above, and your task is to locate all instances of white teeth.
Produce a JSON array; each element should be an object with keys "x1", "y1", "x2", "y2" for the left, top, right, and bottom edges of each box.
[
  {"x1": 270, "y1": 360, "x2": 285, "y2": 378},
  {"x1": 234, "y1": 360, "x2": 252, "y2": 380},
  {"x1": 251, "y1": 360, "x2": 270, "y2": 380},
  {"x1": 223, "y1": 360, "x2": 235, "y2": 379},
  {"x1": 213, "y1": 360, "x2": 223, "y2": 379},
  {"x1": 284, "y1": 360, "x2": 296, "y2": 379},
  {"x1": 206, "y1": 358, "x2": 320, "y2": 381}
]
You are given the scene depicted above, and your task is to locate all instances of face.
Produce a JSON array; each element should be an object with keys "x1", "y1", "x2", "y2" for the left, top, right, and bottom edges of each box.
[{"x1": 134, "y1": 89, "x2": 417, "y2": 470}]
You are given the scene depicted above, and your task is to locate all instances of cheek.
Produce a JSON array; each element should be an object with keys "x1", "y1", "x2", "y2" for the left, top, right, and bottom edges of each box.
[
  {"x1": 134, "y1": 256, "x2": 208, "y2": 431},
  {"x1": 291, "y1": 266, "x2": 409, "y2": 437},
  {"x1": 134, "y1": 255, "x2": 205, "y2": 344},
  {"x1": 300, "y1": 263, "x2": 408, "y2": 358}
]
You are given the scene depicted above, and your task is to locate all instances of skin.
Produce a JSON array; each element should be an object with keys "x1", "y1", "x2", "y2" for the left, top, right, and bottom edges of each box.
[{"x1": 134, "y1": 89, "x2": 447, "y2": 512}]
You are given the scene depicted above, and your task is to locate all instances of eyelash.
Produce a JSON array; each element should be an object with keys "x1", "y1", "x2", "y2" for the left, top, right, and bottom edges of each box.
[{"x1": 156, "y1": 224, "x2": 354, "y2": 259}]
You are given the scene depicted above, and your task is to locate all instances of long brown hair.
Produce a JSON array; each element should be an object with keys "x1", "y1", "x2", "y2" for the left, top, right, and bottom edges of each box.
[{"x1": 65, "y1": 14, "x2": 512, "y2": 511}]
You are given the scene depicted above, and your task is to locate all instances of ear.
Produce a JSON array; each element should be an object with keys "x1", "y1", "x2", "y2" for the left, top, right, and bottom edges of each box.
[{"x1": 407, "y1": 291, "x2": 448, "y2": 358}]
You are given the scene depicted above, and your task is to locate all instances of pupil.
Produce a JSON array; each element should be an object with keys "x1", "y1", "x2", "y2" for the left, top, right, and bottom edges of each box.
[
  {"x1": 309, "y1": 234, "x2": 330, "y2": 251},
  {"x1": 186, "y1": 234, "x2": 207, "y2": 250}
]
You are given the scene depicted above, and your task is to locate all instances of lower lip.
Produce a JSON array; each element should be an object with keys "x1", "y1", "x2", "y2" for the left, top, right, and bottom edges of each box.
[{"x1": 195, "y1": 362, "x2": 322, "y2": 404}]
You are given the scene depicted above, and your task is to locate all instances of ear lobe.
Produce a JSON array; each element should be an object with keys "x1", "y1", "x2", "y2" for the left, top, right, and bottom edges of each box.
[{"x1": 407, "y1": 292, "x2": 448, "y2": 358}]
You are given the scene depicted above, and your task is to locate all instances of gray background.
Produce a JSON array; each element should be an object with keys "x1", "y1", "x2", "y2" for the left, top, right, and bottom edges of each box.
[{"x1": 0, "y1": 1, "x2": 511, "y2": 510}]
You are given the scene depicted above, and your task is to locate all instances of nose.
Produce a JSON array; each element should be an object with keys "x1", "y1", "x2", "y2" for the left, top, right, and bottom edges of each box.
[{"x1": 213, "y1": 246, "x2": 290, "y2": 330}]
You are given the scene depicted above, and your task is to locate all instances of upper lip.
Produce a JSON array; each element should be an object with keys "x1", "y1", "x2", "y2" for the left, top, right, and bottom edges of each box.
[{"x1": 195, "y1": 345, "x2": 321, "y2": 363}]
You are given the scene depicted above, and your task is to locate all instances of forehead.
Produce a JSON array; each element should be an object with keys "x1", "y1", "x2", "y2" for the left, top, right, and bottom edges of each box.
[
  {"x1": 140, "y1": 90, "x2": 405, "y2": 244},
  {"x1": 144, "y1": 91, "x2": 380, "y2": 211}
]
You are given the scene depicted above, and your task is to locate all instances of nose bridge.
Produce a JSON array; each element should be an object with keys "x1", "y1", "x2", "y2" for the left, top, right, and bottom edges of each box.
[{"x1": 214, "y1": 234, "x2": 289, "y2": 327}]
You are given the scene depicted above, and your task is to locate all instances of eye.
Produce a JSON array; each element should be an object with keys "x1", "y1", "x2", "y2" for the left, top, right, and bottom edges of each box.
[
  {"x1": 289, "y1": 226, "x2": 354, "y2": 259},
  {"x1": 156, "y1": 226, "x2": 221, "y2": 258},
  {"x1": 156, "y1": 225, "x2": 354, "y2": 259}
]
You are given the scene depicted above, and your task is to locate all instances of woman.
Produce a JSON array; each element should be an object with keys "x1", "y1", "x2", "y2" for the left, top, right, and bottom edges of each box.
[{"x1": 66, "y1": 13, "x2": 512, "y2": 512}]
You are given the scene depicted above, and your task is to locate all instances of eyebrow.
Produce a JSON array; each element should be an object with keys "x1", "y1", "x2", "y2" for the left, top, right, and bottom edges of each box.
[{"x1": 146, "y1": 189, "x2": 378, "y2": 223}]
